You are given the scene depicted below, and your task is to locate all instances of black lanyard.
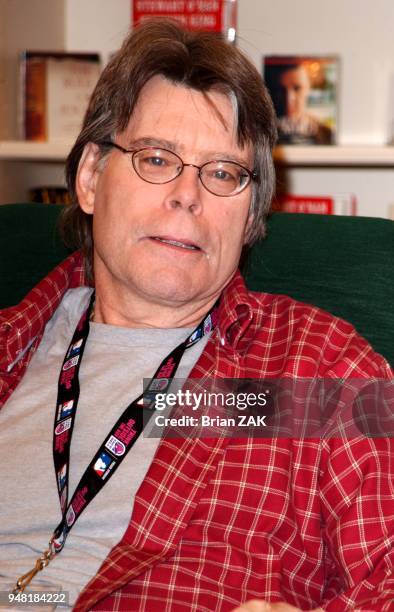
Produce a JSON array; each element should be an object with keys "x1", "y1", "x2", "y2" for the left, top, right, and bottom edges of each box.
[{"x1": 14, "y1": 291, "x2": 218, "y2": 593}]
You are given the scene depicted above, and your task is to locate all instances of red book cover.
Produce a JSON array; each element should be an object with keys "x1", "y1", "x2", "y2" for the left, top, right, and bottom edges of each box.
[
  {"x1": 132, "y1": 0, "x2": 237, "y2": 39},
  {"x1": 273, "y1": 194, "x2": 357, "y2": 216}
]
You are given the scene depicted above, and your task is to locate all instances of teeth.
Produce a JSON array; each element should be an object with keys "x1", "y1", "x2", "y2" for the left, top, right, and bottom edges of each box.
[{"x1": 155, "y1": 238, "x2": 198, "y2": 250}]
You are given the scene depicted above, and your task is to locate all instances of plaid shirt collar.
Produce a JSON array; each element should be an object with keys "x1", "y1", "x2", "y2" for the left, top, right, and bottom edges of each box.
[
  {"x1": 218, "y1": 271, "x2": 256, "y2": 350},
  {"x1": 0, "y1": 252, "x2": 258, "y2": 373}
]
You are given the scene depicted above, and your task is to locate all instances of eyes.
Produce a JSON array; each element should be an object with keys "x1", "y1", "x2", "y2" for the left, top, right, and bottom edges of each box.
[
  {"x1": 105, "y1": 143, "x2": 257, "y2": 197},
  {"x1": 137, "y1": 149, "x2": 249, "y2": 185},
  {"x1": 208, "y1": 167, "x2": 249, "y2": 186},
  {"x1": 145, "y1": 155, "x2": 168, "y2": 167}
]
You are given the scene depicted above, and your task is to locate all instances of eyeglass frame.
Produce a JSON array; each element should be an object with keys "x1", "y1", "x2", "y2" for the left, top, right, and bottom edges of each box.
[{"x1": 96, "y1": 140, "x2": 259, "y2": 197}]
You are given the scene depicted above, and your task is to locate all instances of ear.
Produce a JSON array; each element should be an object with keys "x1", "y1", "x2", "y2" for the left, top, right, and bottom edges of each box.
[{"x1": 76, "y1": 142, "x2": 102, "y2": 215}]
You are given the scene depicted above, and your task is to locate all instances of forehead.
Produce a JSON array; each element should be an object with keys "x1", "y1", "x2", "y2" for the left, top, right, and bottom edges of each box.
[{"x1": 121, "y1": 75, "x2": 252, "y2": 163}]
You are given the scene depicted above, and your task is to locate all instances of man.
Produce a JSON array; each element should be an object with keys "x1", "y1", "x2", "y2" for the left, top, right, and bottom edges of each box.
[{"x1": 0, "y1": 20, "x2": 393, "y2": 612}]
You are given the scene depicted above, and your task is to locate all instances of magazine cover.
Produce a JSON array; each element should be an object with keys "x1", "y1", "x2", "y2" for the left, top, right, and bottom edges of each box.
[{"x1": 263, "y1": 56, "x2": 338, "y2": 145}]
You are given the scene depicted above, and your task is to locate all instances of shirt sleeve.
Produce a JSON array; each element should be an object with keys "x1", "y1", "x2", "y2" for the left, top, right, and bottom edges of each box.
[{"x1": 319, "y1": 430, "x2": 394, "y2": 611}]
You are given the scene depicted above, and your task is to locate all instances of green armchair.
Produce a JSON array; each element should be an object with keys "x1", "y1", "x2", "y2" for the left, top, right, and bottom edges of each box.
[{"x1": 1, "y1": 202, "x2": 393, "y2": 365}]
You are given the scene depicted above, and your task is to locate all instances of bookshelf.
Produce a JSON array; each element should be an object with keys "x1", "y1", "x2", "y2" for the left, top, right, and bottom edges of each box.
[
  {"x1": 274, "y1": 146, "x2": 394, "y2": 167},
  {"x1": 2, "y1": 0, "x2": 394, "y2": 219},
  {"x1": 0, "y1": 141, "x2": 72, "y2": 162}
]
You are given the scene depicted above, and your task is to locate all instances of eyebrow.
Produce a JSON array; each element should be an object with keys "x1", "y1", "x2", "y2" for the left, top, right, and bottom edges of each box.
[
  {"x1": 125, "y1": 136, "x2": 252, "y2": 167},
  {"x1": 126, "y1": 136, "x2": 177, "y2": 151}
]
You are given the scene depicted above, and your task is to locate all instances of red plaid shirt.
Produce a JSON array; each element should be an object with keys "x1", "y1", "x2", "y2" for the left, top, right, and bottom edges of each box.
[{"x1": 1, "y1": 253, "x2": 393, "y2": 611}]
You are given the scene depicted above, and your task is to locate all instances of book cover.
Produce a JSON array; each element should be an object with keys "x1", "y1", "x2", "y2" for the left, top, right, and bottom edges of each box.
[
  {"x1": 0, "y1": 19, "x2": 9, "y2": 140},
  {"x1": 273, "y1": 193, "x2": 357, "y2": 216},
  {"x1": 132, "y1": 0, "x2": 237, "y2": 40},
  {"x1": 263, "y1": 56, "x2": 338, "y2": 145},
  {"x1": 20, "y1": 52, "x2": 101, "y2": 141}
]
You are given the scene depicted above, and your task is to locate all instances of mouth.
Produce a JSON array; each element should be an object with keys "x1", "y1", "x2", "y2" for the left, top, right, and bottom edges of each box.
[{"x1": 150, "y1": 236, "x2": 202, "y2": 252}]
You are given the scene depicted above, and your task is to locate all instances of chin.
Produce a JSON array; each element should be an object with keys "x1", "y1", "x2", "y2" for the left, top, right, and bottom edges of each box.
[{"x1": 136, "y1": 269, "x2": 203, "y2": 305}]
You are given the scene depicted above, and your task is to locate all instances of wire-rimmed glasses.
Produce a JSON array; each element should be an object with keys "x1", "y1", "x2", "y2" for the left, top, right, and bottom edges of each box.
[{"x1": 97, "y1": 140, "x2": 258, "y2": 197}]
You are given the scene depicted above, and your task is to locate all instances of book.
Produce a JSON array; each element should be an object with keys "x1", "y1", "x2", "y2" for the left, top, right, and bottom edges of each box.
[
  {"x1": 0, "y1": 45, "x2": 7, "y2": 139},
  {"x1": 133, "y1": 0, "x2": 237, "y2": 40},
  {"x1": 29, "y1": 186, "x2": 71, "y2": 205},
  {"x1": 20, "y1": 51, "x2": 101, "y2": 141},
  {"x1": 272, "y1": 193, "x2": 357, "y2": 216},
  {"x1": 263, "y1": 55, "x2": 338, "y2": 145}
]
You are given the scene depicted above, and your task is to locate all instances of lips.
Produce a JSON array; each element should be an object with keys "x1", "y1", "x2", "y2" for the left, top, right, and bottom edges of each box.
[{"x1": 150, "y1": 236, "x2": 201, "y2": 251}]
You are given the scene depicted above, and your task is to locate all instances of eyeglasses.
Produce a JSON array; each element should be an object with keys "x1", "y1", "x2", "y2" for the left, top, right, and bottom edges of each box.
[{"x1": 97, "y1": 140, "x2": 258, "y2": 197}]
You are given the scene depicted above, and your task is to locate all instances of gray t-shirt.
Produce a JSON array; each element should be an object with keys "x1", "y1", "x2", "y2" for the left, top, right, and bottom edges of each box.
[{"x1": 0, "y1": 287, "x2": 209, "y2": 606}]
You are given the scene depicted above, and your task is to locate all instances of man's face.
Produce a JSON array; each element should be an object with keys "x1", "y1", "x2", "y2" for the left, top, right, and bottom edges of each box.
[
  {"x1": 278, "y1": 66, "x2": 310, "y2": 120},
  {"x1": 78, "y1": 76, "x2": 253, "y2": 312}
]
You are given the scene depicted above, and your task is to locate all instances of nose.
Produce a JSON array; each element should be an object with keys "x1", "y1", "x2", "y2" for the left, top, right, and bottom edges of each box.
[{"x1": 163, "y1": 164, "x2": 203, "y2": 214}]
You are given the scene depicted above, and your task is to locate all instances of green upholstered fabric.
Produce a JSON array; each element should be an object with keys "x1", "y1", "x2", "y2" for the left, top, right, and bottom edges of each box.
[
  {"x1": 0, "y1": 203, "x2": 71, "y2": 308},
  {"x1": 0, "y1": 203, "x2": 393, "y2": 365},
  {"x1": 243, "y1": 213, "x2": 394, "y2": 366}
]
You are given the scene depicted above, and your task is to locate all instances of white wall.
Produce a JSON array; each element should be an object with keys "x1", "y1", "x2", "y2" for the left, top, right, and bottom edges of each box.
[
  {"x1": 64, "y1": 0, "x2": 394, "y2": 144},
  {"x1": 3, "y1": 0, "x2": 394, "y2": 144},
  {"x1": 1, "y1": 0, "x2": 65, "y2": 138},
  {"x1": 235, "y1": 0, "x2": 394, "y2": 217},
  {"x1": 0, "y1": 0, "x2": 65, "y2": 202},
  {"x1": 237, "y1": 0, "x2": 394, "y2": 145},
  {"x1": 65, "y1": 0, "x2": 130, "y2": 64},
  {"x1": 2, "y1": 0, "x2": 394, "y2": 215},
  {"x1": 62, "y1": 0, "x2": 394, "y2": 146}
]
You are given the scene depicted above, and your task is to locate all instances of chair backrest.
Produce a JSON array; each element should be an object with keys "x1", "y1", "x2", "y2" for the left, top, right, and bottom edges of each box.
[
  {"x1": 0, "y1": 203, "x2": 71, "y2": 309},
  {"x1": 1, "y1": 203, "x2": 393, "y2": 365},
  {"x1": 243, "y1": 212, "x2": 394, "y2": 365}
]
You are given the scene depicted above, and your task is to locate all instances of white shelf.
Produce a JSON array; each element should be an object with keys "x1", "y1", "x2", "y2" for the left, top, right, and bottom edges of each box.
[
  {"x1": 2, "y1": 141, "x2": 394, "y2": 167},
  {"x1": 0, "y1": 140, "x2": 73, "y2": 161},
  {"x1": 273, "y1": 145, "x2": 394, "y2": 167}
]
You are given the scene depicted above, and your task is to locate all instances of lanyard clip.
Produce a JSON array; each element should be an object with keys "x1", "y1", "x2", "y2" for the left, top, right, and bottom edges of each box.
[{"x1": 13, "y1": 546, "x2": 54, "y2": 593}]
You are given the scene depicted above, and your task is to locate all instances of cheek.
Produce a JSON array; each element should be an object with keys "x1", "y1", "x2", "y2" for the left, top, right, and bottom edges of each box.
[
  {"x1": 94, "y1": 171, "x2": 141, "y2": 227},
  {"x1": 91, "y1": 188, "x2": 132, "y2": 252},
  {"x1": 213, "y1": 210, "x2": 249, "y2": 262},
  {"x1": 220, "y1": 201, "x2": 250, "y2": 236},
  {"x1": 96, "y1": 158, "x2": 141, "y2": 205}
]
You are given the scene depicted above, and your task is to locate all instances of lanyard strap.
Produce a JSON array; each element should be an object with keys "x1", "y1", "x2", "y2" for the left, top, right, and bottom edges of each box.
[
  {"x1": 14, "y1": 291, "x2": 218, "y2": 593},
  {"x1": 51, "y1": 292, "x2": 218, "y2": 553}
]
